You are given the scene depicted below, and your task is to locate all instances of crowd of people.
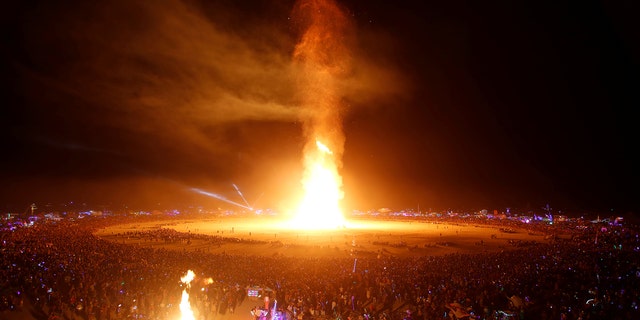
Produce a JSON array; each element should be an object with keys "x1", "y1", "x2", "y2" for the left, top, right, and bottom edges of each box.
[{"x1": 1, "y1": 214, "x2": 639, "y2": 319}]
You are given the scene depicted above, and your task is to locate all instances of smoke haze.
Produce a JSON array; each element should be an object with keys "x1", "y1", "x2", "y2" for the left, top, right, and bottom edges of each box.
[{"x1": 2, "y1": 0, "x2": 408, "y2": 208}]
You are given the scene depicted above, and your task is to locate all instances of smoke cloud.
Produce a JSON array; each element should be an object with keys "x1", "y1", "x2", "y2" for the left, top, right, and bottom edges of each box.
[{"x1": 5, "y1": 0, "x2": 410, "y2": 207}]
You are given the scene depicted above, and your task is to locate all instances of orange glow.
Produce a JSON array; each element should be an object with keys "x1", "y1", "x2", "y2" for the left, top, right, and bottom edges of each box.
[
  {"x1": 179, "y1": 270, "x2": 196, "y2": 320},
  {"x1": 288, "y1": 0, "x2": 353, "y2": 230},
  {"x1": 290, "y1": 140, "x2": 345, "y2": 229},
  {"x1": 316, "y1": 140, "x2": 333, "y2": 154}
]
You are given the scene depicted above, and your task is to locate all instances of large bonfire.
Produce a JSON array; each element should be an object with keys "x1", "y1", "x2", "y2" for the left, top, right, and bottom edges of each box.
[
  {"x1": 181, "y1": 0, "x2": 354, "y2": 317},
  {"x1": 287, "y1": 0, "x2": 354, "y2": 230}
]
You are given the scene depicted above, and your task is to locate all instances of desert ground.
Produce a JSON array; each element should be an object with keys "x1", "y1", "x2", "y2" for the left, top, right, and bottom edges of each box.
[
  {"x1": 94, "y1": 216, "x2": 551, "y2": 259},
  {"x1": 90, "y1": 216, "x2": 552, "y2": 320},
  {"x1": 4, "y1": 216, "x2": 555, "y2": 320},
  {"x1": 92, "y1": 216, "x2": 552, "y2": 320}
]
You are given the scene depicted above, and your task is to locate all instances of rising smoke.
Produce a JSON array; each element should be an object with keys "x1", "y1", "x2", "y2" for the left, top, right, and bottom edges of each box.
[{"x1": 6, "y1": 0, "x2": 409, "y2": 207}]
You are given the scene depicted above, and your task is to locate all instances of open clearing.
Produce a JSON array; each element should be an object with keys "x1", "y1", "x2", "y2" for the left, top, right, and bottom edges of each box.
[
  {"x1": 95, "y1": 216, "x2": 551, "y2": 258},
  {"x1": 3, "y1": 216, "x2": 558, "y2": 320}
]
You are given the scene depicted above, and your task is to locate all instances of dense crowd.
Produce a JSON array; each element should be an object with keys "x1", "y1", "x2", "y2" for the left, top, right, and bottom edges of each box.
[{"x1": 1, "y1": 214, "x2": 639, "y2": 320}]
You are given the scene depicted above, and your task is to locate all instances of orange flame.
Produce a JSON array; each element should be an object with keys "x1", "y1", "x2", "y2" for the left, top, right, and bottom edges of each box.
[
  {"x1": 290, "y1": 140, "x2": 345, "y2": 229},
  {"x1": 289, "y1": 0, "x2": 353, "y2": 229},
  {"x1": 179, "y1": 270, "x2": 196, "y2": 320}
]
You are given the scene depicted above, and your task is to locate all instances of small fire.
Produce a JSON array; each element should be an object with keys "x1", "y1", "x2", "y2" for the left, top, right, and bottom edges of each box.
[
  {"x1": 290, "y1": 140, "x2": 346, "y2": 229},
  {"x1": 179, "y1": 270, "x2": 196, "y2": 320}
]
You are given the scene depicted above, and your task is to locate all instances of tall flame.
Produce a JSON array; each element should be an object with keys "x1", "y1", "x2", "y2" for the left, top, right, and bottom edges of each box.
[
  {"x1": 180, "y1": 270, "x2": 196, "y2": 320},
  {"x1": 290, "y1": 140, "x2": 345, "y2": 229},
  {"x1": 290, "y1": 0, "x2": 353, "y2": 229}
]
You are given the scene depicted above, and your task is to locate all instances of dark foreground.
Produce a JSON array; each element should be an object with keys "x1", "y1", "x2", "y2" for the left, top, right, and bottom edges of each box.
[{"x1": 2, "y1": 215, "x2": 639, "y2": 319}]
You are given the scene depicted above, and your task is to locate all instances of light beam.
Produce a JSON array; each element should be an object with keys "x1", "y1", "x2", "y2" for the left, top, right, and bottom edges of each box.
[
  {"x1": 232, "y1": 183, "x2": 253, "y2": 209},
  {"x1": 190, "y1": 187, "x2": 252, "y2": 210}
]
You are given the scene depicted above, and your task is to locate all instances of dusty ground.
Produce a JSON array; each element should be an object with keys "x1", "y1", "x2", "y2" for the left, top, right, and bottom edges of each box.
[
  {"x1": 94, "y1": 216, "x2": 550, "y2": 258},
  {"x1": 4, "y1": 216, "x2": 551, "y2": 320}
]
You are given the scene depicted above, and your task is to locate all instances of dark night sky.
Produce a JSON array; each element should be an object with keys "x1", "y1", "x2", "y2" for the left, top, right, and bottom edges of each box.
[{"x1": 1, "y1": 0, "x2": 638, "y2": 215}]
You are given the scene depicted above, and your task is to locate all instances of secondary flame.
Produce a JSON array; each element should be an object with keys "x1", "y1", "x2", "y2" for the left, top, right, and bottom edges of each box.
[{"x1": 179, "y1": 270, "x2": 196, "y2": 320}]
